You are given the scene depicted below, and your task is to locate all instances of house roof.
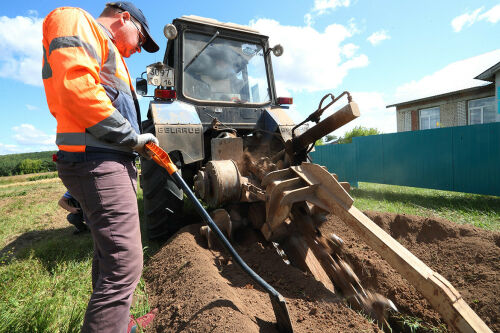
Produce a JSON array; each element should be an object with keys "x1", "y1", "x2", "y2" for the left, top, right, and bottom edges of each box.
[
  {"x1": 386, "y1": 84, "x2": 493, "y2": 108},
  {"x1": 475, "y1": 61, "x2": 500, "y2": 82}
]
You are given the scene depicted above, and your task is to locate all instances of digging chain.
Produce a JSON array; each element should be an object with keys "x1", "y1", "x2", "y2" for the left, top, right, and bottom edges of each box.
[{"x1": 315, "y1": 231, "x2": 397, "y2": 325}]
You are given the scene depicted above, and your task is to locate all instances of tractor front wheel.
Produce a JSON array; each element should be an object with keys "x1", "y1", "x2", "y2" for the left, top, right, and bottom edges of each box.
[{"x1": 140, "y1": 119, "x2": 185, "y2": 240}]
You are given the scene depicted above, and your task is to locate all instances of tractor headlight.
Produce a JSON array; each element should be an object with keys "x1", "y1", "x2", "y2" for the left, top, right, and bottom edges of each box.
[
  {"x1": 272, "y1": 44, "x2": 284, "y2": 57},
  {"x1": 163, "y1": 24, "x2": 178, "y2": 40}
]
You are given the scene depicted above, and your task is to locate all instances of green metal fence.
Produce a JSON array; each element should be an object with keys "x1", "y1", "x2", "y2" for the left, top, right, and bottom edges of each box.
[{"x1": 310, "y1": 122, "x2": 500, "y2": 196}]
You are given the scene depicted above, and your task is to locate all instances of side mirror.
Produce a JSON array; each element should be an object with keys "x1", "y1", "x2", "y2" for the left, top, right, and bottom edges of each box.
[{"x1": 136, "y1": 77, "x2": 147, "y2": 96}]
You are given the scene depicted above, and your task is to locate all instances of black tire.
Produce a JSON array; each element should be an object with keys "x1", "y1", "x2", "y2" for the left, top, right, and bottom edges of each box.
[{"x1": 141, "y1": 120, "x2": 185, "y2": 240}]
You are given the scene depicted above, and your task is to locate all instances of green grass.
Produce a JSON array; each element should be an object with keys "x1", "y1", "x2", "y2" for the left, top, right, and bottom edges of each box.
[
  {"x1": 0, "y1": 175, "x2": 153, "y2": 332},
  {"x1": 392, "y1": 313, "x2": 448, "y2": 333},
  {"x1": 351, "y1": 182, "x2": 500, "y2": 231},
  {"x1": 0, "y1": 183, "x2": 61, "y2": 244},
  {"x1": 0, "y1": 249, "x2": 91, "y2": 332},
  {"x1": 28, "y1": 172, "x2": 59, "y2": 182},
  {"x1": 0, "y1": 171, "x2": 58, "y2": 186}
]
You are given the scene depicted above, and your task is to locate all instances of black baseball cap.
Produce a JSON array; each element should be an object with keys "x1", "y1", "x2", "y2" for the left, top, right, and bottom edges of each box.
[{"x1": 106, "y1": 2, "x2": 159, "y2": 53}]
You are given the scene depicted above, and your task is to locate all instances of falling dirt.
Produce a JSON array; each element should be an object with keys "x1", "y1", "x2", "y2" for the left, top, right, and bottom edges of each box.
[{"x1": 144, "y1": 211, "x2": 499, "y2": 332}]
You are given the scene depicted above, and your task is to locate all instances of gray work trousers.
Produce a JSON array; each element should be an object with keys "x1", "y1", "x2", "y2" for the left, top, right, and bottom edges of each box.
[{"x1": 57, "y1": 159, "x2": 143, "y2": 333}]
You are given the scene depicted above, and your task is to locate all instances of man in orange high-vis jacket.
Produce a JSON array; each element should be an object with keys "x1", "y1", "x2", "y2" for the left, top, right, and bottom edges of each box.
[{"x1": 42, "y1": 2, "x2": 159, "y2": 332}]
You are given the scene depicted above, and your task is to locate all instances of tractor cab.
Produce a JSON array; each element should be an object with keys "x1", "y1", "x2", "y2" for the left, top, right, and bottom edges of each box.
[{"x1": 137, "y1": 15, "x2": 285, "y2": 108}]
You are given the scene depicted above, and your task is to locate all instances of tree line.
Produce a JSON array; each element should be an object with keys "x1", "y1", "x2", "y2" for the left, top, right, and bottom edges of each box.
[
  {"x1": 0, "y1": 151, "x2": 57, "y2": 176},
  {"x1": 316, "y1": 126, "x2": 381, "y2": 146}
]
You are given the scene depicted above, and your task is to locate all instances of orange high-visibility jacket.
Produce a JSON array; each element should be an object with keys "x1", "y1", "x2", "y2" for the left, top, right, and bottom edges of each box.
[{"x1": 42, "y1": 7, "x2": 140, "y2": 158}]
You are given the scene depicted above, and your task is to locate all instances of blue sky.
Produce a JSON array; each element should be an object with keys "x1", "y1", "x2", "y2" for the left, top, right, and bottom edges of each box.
[{"x1": 0, "y1": 0, "x2": 499, "y2": 154}]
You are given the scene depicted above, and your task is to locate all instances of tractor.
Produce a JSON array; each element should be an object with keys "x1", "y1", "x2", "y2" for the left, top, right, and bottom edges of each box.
[{"x1": 136, "y1": 15, "x2": 491, "y2": 333}]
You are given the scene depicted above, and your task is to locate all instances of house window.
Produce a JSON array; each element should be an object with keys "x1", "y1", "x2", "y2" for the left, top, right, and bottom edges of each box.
[
  {"x1": 419, "y1": 107, "x2": 440, "y2": 130},
  {"x1": 404, "y1": 111, "x2": 411, "y2": 131},
  {"x1": 468, "y1": 96, "x2": 497, "y2": 125}
]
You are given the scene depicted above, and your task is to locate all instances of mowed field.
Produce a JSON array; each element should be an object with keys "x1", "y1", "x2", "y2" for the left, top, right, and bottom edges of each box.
[
  {"x1": 1, "y1": 172, "x2": 499, "y2": 332},
  {"x1": 0, "y1": 172, "x2": 151, "y2": 333}
]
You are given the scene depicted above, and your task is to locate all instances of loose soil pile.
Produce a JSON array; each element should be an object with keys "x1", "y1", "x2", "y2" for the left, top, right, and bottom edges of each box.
[
  {"x1": 321, "y1": 212, "x2": 500, "y2": 332},
  {"x1": 144, "y1": 211, "x2": 500, "y2": 332}
]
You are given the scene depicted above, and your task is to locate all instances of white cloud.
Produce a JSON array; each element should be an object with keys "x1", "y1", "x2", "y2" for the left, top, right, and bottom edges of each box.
[
  {"x1": 12, "y1": 124, "x2": 56, "y2": 147},
  {"x1": 367, "y1": 30, "x2": 390, "y2": 46},
  {"x1": 346, "y1": 18, "x2": 360, "y2": 35},
  {"x1": 451, "y1": 7, "x2": 483, "y2": 32},
  {"x1": 391, "y1": 49, "x2": 500, "y2": 105},
  {"x1": 312, "y1": 0, "x2": 351, "y2": 15},
  {"x1": 0, "y1": 124, "x2": 59, "y2": 154},
  {"x1": 0, "y1": 143, "x2": 20, "y2": 155},
  {"x1": 451, "y1": 5, "x2": 500, "y2": 32},
  {"x1": 479, "y1": 4, "x2": 500, "y2": 23},
  {"x1": 341, "y1": 43, "x2": 359, "y2": 58},
  {"x1": 0, "y1": 14, "x2": 43, "y2": 86},
  {"x1": 250, "y1": 19, "x2": 368, "y2": 93},
  {"x1": 304, "y1": 13, "x2": 314, "y2": 26},
  {"x1": 26, "y1": 104, "x2": 39, "y2": 111},
  {"x1": 304, "y1": 0, "x2": 351, "y2": 26}
]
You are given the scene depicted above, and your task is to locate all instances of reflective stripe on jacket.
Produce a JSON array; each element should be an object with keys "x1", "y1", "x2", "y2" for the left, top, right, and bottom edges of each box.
[{"x1": 42, "y1": 7, "x2": 140, "y2": 156}]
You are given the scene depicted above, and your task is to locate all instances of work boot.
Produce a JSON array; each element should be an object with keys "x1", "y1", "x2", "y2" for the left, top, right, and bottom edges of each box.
[
  {"x1": 73, "y1": 224, "x2": 89, "y2": 235},
  {"x1": 67, "y1": 213, "x2": 89, "y2": 234},
  {"x1": 127, "y1": 308, "x2": 158, "y2": 333}
]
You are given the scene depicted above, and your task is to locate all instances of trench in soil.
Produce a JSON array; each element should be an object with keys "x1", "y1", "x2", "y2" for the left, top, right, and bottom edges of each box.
[{"x1": 143, "y1": 211, "x2": 500, "y2": 333}]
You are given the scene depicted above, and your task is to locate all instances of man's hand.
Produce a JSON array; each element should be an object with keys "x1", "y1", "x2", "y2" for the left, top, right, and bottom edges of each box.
[
  {"x1": 133, "y1": 133, "x2": 159, "y2": 159},
  {"x1": 58, "y1": 197, "x2": 81, "y2": 214},
  {"x1": 68, "y1": 206, "x2": 81, "y2": 214}
]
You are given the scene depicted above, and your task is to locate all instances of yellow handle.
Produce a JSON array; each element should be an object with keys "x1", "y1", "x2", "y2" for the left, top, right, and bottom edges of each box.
[{"x1": 145, "y1": 142, "x2": 178, "y2": 175}]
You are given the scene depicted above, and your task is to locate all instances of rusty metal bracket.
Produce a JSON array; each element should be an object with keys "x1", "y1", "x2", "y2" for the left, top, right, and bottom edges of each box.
[
  {"x1": 291, "y1": 91, "x2": 353, "y2": 137},
  {"x1": 262, "y1": 163, "x2": 353, "y2": 240}
]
